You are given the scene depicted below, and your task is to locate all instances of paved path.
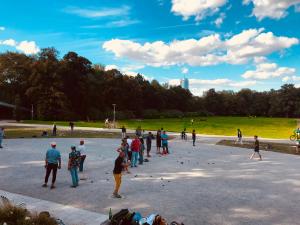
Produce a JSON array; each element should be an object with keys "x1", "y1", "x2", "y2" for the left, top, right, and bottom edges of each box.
[
  {"x1": 0, "y1": 121, "x2": 292, "y2": 144},
  {"x1": 0, "y1": 190, "x2": 107, "y2": 225},
  {"x1": 1, "y1": 137, "x2": 300, "y2": 224}
]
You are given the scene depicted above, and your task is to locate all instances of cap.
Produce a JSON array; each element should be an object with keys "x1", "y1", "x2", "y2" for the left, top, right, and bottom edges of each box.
[{"x1": 50, "y1": 142, "x2": 57, "y2": 146}]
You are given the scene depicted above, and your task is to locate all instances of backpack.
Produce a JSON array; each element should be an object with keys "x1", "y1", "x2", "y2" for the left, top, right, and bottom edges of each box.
[{"x1": 111, "y1": 209, "x2": 130, "y2": 225}]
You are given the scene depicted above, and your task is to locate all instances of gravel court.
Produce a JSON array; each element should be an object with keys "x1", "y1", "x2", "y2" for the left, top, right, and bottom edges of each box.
[{"x1": 0, "y1": 137, "x2": 300, "y2": 225}]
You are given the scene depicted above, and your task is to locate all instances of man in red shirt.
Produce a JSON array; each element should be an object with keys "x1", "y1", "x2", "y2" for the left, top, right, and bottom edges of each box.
[{"x1": 131, "y1": 135, "x2": 141, "y2": 167}]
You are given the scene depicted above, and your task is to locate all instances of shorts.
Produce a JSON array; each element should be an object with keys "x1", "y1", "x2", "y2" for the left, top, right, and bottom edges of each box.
[
  {"x1": 254, "y1": 148, "x2": 259, "y2": 152},
  {"x1": 162, "y1": 143, "x2": 168, "y2": 148}
]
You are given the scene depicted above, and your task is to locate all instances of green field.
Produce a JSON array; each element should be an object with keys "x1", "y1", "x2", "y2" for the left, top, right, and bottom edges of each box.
[{"x1": 24, "y1": 117, "x2": 298, "y2": 139}]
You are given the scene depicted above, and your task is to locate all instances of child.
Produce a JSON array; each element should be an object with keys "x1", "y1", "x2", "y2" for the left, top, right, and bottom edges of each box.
[{"x1": 250, "y1": 135, "x2": 262, "y2": 161}]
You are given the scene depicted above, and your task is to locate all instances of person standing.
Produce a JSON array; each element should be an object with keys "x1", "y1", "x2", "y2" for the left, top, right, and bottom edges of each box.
[
  {"x1": 126, "y1": 136, "x2": 132, "y2": 162},
  {"x1": 131, "y1": 136, "x2": 141, "y2": 167},
  {"x1": 250, "y1": 135, "x2": 262, "y2": 160},
  {"x1": 68, "y1": 145, "x2": 80, "y2": 188},
  {"x1": 0, "y1": 128, "x2": 4, "y2": 148},
  {"x1": 192, "y1": 130, "x2": 196, "y2": 146},
  {"x1": 139, "y1": 136, "x2": 145, "y2": 165},
  {"x1": 161, "y1": 131, "x2": 169, "y2": 155},
  {"x1": 146, "y1": 132, "x2": 154, "y2": 157},
  {"x1": 235, "y1": 129, "x2": 243, "y2": 145},
  {"x1": 135, "y1": 126, "x2": 142, "y2": 137},
  {"x1": 42, "y1": 142, "x2": 61, "y2": 189},
  {"x1": 113, "y1": 152, "x2": 126, "y2": 198},
  {"x1": 121, "y1": 126, "x2": 126, "y2": 139},
  {"x1": 156, "y1": 130, "x2": 162, "y2": 154},
  {"x1": 69, "y1": 122, "x2": 75, "y2": 133},
  {"x1": 77, "y1": 140, "x2": 86, "y2": 172},
  {"x1": 52, "y1": 123, "x2": 57, "y2": 136}
]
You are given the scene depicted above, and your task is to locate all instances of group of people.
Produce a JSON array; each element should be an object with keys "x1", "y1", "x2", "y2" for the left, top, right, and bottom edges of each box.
[
  {"x1": 112, "y1": 127, "x2": 169, "y2": 198},
  {"x1": 181, "y1": 128, "x2": 197, "y2": 146},
  {"x1": 42, "y1": 140, "x2": 86, "y2": 189}
]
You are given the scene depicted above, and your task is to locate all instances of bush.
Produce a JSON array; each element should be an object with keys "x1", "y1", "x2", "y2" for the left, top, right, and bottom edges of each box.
[
  {"x1": 0, "y1": 203, "x2": 58, "y2": 225},
  {"x1": 161, "y1": 110, "x2": 184, "y2": 118},
  {"x1": 142, "y1": 109, "x2": 160, "y2": 119}
]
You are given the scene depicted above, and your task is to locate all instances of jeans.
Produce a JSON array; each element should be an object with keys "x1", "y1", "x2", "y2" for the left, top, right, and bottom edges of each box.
[
  {"x1": 45, "y1": 163, "x2": 58, "y2": 184},
  {"x1": 79, "y1": 155, "x2": 86, "y2": 172},
  {"x1": 139, "y1": 147, "x2": 144, "y2": 164},
  {"x1": 193, "y1": 139, "x2": 196, "y2": 146},
  {"x1": 70, "y1": 167, "x2": 79, "y2": 186},
  {"x1": 131, "y1": 151, "x2": 139, "y2": 167},
  {"x1": 113, "y1": 173, "x2": 122, "y2": 194}
]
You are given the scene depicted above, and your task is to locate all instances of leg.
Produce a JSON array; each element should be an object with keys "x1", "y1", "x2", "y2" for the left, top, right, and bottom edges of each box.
[
  {"x1": 134, "y1": 152, "x2": 138, "y2": 166},
  {"x1": 79, "y1": 155, "x2": 86, "y2": 172},
  {"x1": 44, "y1": 165, "x2": 52, "y2": 184},
  {"x1": 0, "y1": 137, "x2": 2, "y2": 147},
  {"x1": 113, "y1": 174, "x2": 122, "y2": 195},
  {"x1": 51, "y1": 164, "x2": 58, "y2": 186},
  {"x1": 70, "y1": 168, "x2": 77, "y2": 187},
  {"x1": 74, "y1": 167, "x2": 79, "y2": 185},
  {"x1": 250, "y1": 152, "x2": 255, "y2": 159}
]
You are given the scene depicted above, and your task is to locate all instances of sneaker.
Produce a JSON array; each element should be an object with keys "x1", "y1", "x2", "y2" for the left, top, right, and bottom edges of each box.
[
  {"x1": 50, "y1": 185, "x2": 56, "y2": 189},
  {"x1": 42, "y1": 184, "x2": 47, "y2": 188},
  {"x1": 70, "y1": 185, "x2": 77, "y2": 188},
  {"x1": 113, "y1": 194, "x2": 122, "y2": 198}
]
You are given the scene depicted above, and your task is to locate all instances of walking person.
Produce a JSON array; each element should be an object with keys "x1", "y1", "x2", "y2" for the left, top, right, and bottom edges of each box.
[
  {"x1": 113, "y1": 152, "x2": 127, "y2": 198},
  {"x1": 0, "y1": 127, "x2": 4, "y2": 148},
  {"x1": 156, "y1": 130, "x2": 162, "y2": 154},
  {"x1": 161, "y1": 131, "x2": 169, "y2": 155},
  {"x1": 68, "y1": 145, "x2": 80, "y2": 188},
  {"x1": 77, "y1": 140, "x2": 86, "y2": 172},
  {"x1": 131, "y1": 135, "x2": 141, "y2": 167},
  {"x1": 121, "y1": 126, "x2": 126, "y2": 139},
  {"x1": 235, "y1": 129, "x2": 243, "y2": 145},
  {"x1": 42, "y1": 142, "x2": 61, "y2": 189},
  {"x1": 146, "y1": 132, "x2": 154, "y2": 157},
  {"x1": 52, "y1": 123, "x2": 57, "y2": 136},
  {"x1": 136, "y1": 126, "x2": 142, "y2": 137},
  {"x1": 250, "y1": 135, "x2": 262, "y2": 161},
  {"x1": 192, "y1": 129, "x2": 196, "y2": 146}
]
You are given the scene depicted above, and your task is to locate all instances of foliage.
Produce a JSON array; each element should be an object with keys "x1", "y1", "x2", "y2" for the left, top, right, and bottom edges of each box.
[
  {"x1": 1, "y1": 48, "x2": 300, "y2": 120},
  {"x1": 0, "y1": 203, "x2": 58, "y2": 225}
]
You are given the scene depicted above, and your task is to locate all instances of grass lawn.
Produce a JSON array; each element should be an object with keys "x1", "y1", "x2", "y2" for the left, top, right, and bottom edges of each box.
[{"x1": 23, "y1": 116, "x2": 297, "y2": 139}]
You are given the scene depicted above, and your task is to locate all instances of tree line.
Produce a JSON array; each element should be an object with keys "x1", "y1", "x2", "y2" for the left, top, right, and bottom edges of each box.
[{"x1": 0, "y1": 48, "x2": 299, "y2": 120}]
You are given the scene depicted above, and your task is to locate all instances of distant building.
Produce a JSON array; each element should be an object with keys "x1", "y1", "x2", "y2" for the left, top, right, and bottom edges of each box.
[{"x1": 180, "y1": 78, "x2": 189, "y2": 90}]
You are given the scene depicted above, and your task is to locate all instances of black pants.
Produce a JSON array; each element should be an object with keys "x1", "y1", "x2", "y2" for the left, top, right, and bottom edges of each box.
[
  {"x1": 193, "y1": 139, "x2": 196, "y2": 146},
  {"x1": 45, "y1": 163, "x2": 58, "y2": 184}
]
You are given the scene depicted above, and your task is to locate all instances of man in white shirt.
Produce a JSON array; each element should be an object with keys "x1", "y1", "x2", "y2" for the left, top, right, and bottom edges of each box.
[{"x1": 77, "y1": 140, "x2": 86, "y2": 172}]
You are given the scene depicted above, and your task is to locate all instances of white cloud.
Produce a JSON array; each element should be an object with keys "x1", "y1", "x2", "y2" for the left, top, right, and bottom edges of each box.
[
  {"x1": 0, "y1": 39, "x2": 40, "y2": 54},
  {"x1": 103, "y1": 28, "x2": 298, "y2": 67},
  {"x1": 171, "y1": 0, "x2": 227, "y2": 21},
  {"x1": 0, "y1": 39, "x2": 17, "y2": 46},
  {"x1": 16, "y1": 41, "x2": 40, "y2": 55},
  {"x1": 104, "y1": 64, "x2": 149, "y2": 80},
  {"x1": 244, "y1": 0, "x2": 300, "y2": 20},
  {"x1": 169, "y1": 78, "x2": 257, "y2": 96},
  {"x1": 242, "y1": 63, "x2": 296, "y2": 80},
  {"x1": 181, "y1": 67, "x2": 189, "y2": 74},
  {"x1": 105, "y1": 64, "x2": 118, "y2": 71},
  {"x1": 282, "y1": 75, "x2": 300, "y2": 82},
  {"x1": 214, "y1": 13, "x2": 225, "y2": 27},
  {"x1": 0, "y1": 27, "x2": 5, "y2": 31},
  {"x1": 64, "y1": 6, "x2": 130, "y2": 18}
]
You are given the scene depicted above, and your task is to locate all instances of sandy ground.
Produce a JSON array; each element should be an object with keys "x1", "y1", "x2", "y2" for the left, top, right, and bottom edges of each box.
[{"x1": 0, "y1": 137, "x2": 300, "y2": 225}]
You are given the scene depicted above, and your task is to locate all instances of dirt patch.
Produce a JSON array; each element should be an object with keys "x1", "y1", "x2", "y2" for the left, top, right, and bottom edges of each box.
[{"x1": 217, "y1": 139, "x2": 300, "y2": 155}]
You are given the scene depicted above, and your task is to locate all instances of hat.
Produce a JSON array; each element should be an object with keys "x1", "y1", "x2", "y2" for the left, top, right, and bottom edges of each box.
[{"x1": 50, "y1": 142, "x2": 56, "y2": 146}]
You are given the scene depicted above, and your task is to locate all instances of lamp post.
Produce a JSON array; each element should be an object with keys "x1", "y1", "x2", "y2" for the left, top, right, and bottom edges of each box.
[{"x1": 112, "y1": 104, "x2": 116, "y2": 128}]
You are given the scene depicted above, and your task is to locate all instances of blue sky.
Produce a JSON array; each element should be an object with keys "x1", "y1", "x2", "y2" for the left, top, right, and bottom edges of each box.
[{"x1": 0, "y1": 0, "x2": 300, "y2": 95}]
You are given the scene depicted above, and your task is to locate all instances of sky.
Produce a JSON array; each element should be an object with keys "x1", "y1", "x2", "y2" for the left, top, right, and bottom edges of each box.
[{"x1": 0, "y1": 0, "x2": 300, "y2": 96}]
